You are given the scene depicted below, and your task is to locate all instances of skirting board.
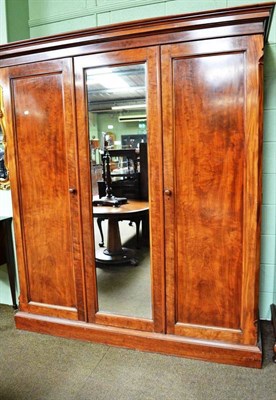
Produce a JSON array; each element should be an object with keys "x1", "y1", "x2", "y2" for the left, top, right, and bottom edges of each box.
[{"x1": 15, "y1": 312, "x2": 262, "y2": 368}]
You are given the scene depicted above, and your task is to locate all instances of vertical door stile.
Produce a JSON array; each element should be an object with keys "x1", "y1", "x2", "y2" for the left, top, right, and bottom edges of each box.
[
  {"x1": 240, "y1": 34, "x2": 264, "y2": 345},
  {"x1": 147, "y1": 45, "x2": 166, "y2": 333},
  {"x1": 74, "y1": 57, "x2": 99, "y2": 323},
  {"x1": 65, "y1": 58, "x2": 87, "y2": 322},
  {"x1": 161, "y1": 45, "x2": 176, "y2": 334}
]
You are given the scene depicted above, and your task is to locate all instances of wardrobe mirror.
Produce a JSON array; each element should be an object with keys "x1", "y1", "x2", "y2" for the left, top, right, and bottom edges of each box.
[
  {"x1": 0, "y1": 86, "x2": 10, "y2": 190},
  {"x1": 86, "y1": 64, "x2": 152, "y2": 319}
]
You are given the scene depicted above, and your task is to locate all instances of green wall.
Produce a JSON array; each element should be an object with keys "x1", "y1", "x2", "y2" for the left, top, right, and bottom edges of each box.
[
  {"x1": 0, "y1": 0, "x2": 7, "y2": 43},
  {"x1": 94, "y1": 113, "x2": 146, "y2": 141},
  {"x1": 5, "y1": 0, "x2": 29, "y2": 42},
  {"x1": 2, "y1": 0, "x2": 276, "y2": 318}
]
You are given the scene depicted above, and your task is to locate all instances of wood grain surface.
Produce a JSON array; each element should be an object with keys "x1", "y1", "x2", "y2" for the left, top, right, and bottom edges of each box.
[
  {"x1": 6, "y1": 60, "x2": 85, "y2": 320},
  {"x1": 1, "y1": 2, "x2": 273, "y2": 367},
  {"x1": 162, "y1": 35, "x2": 264, "y2": 345}
]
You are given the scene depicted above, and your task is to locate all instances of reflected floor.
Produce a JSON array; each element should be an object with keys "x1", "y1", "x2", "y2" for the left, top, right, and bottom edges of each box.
[{"x1": 94, "y1": 219, "x2": 151, "y2": 319}]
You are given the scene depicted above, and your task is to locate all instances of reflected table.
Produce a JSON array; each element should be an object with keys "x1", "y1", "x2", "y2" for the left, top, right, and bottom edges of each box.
[{"x1": 93, "y1": 200, "x2": 149, "y2": 266}]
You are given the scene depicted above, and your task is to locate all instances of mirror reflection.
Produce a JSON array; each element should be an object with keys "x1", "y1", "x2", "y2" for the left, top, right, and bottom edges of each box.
[
  {"x1": 0, "y1": 87, "x2": 10, "y2": 191},
  {"x1": 86, "y1": 64, "x2": 152, "y2": 319}
]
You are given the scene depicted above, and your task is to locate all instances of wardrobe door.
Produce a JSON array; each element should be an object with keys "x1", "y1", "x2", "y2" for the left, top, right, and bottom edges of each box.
[
  {"x1": 4, "y1": 59, "x2": 85, "y2": 320},
  {"x1": 162, "y1": 36, "x2": 263, "y2": 345},
  {"x1": 74, "y1": 47, "x2": 165, "y2": 333}
]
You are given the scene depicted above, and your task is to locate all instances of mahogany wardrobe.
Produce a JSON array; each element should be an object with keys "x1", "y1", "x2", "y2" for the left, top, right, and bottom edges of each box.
[{"x1": 0, "y1": 3, "x2": 274, "y2": 368}]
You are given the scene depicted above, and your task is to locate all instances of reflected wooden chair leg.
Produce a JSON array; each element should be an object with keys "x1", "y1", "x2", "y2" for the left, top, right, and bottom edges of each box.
[
  {"x1": 127, "y1": 218, "x2": 141, "y2": 248},
  {"x1": 97, "y1": 217, "x2": 105, "y2": 247},
  {"x1": 135, "y1": 219, "x2": 141, "y2": 248},
  {"x1": 141, "y1": 214, "x2": 149, "y2": 247}
]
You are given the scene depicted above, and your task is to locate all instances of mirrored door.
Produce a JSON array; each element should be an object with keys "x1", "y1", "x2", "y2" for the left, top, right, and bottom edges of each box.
[
  {"x1": 75, "y1": 47, "x2": 165, "y2": 332},
  {"x1": 88, "y1": 63, "x2": 150, "y2": 319}
]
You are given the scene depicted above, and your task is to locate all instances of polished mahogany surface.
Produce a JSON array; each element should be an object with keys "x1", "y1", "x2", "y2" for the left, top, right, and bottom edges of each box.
[
  {"x1": 162, "y1": 35, "x2": 264, "y2": 345},
  {"x1": 174, "y1": 52, "x2": 244, "y2": 329},
  {"x1": 5, "y1": 60, "x2": 85, "y2": 320},
  {"x1": 0, "y1": 3, "x2": 274, "y2": 367}
]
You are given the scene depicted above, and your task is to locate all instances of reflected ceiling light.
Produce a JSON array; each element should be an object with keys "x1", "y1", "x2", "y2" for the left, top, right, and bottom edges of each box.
[
  {"x1": 86, "y1": 68, "x2": 129, "y2": 90},
  {"x1": 111, "y1": 104, "x2": 146, "y2": 110}
]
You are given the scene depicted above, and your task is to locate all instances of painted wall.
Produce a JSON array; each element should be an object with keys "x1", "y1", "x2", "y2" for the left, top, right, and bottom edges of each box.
[
  {"x1": 95, "y1": 113, "x2": 147, "y2": 141},
  {"x1": 27, "y1": 0, "x2": 275, "y2": 41},
  {"x1": 1, "y1": 0, "x2": 275, "y2": 318},
  {"x1": 0, "y1": 0, "x2": 7, "y2": 44},
  {"x1": 5, "y1": 0, "x2": 29, "y2": 42}
]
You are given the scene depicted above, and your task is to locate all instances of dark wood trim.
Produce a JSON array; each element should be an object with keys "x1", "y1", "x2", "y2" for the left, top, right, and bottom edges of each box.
[
  {"x1": 15, "y1": 312, "x2": 262, "y2": 368},
  {"x1": 0, "y1": 23, "x2": 265, "y2": 69}
]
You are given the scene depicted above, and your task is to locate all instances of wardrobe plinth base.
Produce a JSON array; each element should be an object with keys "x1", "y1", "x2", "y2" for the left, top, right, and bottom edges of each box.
[{"x1": 15, "y1": 312, "x2": 262, "y2": 369}]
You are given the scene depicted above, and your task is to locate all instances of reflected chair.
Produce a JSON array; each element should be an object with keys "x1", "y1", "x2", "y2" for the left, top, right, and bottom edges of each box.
[{"x1": 96, "y1": 143, "x2": 148, "y2": 248}]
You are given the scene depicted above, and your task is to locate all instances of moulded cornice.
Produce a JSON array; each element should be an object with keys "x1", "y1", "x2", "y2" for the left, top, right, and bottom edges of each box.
[{"x1": 0, "y1": 2, "x2": 274, "y2": 64}]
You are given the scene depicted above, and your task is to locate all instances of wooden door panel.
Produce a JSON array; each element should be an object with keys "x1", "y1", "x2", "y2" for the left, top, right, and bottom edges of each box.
[
  {"x1": 162, "y1": 36, "x2": 263, "y2": 344},
  {"x1": 174, "y1": 53, "x2": 244, "y2": 329},
  {"x1": 7, "y1": 60, "x2": 84, "y2": 320}
]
